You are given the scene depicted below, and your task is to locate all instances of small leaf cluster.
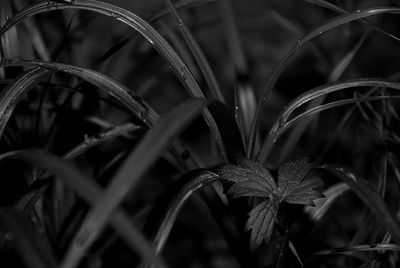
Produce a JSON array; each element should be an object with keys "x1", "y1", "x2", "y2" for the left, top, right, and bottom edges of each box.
[{"x1": 218, "y1": 158, "x2": 323, "y2": 250}]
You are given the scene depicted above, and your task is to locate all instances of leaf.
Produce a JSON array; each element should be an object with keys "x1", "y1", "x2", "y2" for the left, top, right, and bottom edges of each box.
[
  {"x1": 278, "y1": 159, "x2": 323, "y2": 206},
  {"x1": 218, "y1": 158, "x2": 277, "y2": 199},
  {"x1": 246, "y1": 199, "x2": 278, "y2": 251}
]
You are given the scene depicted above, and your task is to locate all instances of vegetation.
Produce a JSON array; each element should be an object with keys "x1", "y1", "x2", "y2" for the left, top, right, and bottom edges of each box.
[{"x1": 1, "y1": 0, "x2": 400, "y2": 267}]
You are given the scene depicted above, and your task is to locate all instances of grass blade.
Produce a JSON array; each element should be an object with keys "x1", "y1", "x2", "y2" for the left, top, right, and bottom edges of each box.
[
  {"x1": 144, "y1": 170, "x2": 219, "y2": 254},
  {"x1": 0, "y1": 67, "x2": 52, "y2": 139},
  {"x1": 163, "y1": 0, "x2": 225, "y2": 103},
  {"x1": 305, "y1": 0, "x2": 400, "y2": 43},
  {"x1": 0, "y1": 149, "x2": 168, "y2": 268},
  {"x1": 322, "y1": 165, "x2": 400, "y2": 244},
  {"x1": 1, "y1": 59, "x2": 160, "y2": 126},
  {"x1": 0, "y1": 1, "x2": 228, "y2": 161},
  {"x1": 275, "y1": 32, "x2": 368, "y2": 163},
  {"x1": 0, "y1": 0, "x2": 202, "y2": 97},
  {"x1": 248, "y1": 6, "x2": 400, "y2": 158},
  {"x1": 0, "y1": 208, "x2": 58, "y2": 268},
  {"x1": 279, "y1": 95, "x2": 400, "y2": 142},
  {"x1": 304, "y1": 182, "x2": 350, "y2": 221},
  {"x1": 259, "y1": 79, "x2": 400, "y2": 162},
  {"x1": 62, "y1": 98, "x2": 207, "y2": 268}
]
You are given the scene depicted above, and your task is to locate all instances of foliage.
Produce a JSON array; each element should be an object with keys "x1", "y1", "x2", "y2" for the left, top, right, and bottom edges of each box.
[{"x1": 0, "y1": 0, "x2": 400, "y2": 268}]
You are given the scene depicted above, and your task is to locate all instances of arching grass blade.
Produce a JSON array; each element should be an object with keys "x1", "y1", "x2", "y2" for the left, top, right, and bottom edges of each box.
[
  {"x1": 248, "y1": 7, "x2": 400, "y2": 158},
  {"x1": 0, "y1": 67, "x2": 52, "y2": 139},
  {"x1": 322, "y1": 165, "x2": 400, "y2": 244}
]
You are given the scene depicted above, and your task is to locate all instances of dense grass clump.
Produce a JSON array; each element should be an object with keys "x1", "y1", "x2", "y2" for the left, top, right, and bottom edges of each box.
[{"x1": 1, "y1": 0, "x2": 400, "y2": 267}]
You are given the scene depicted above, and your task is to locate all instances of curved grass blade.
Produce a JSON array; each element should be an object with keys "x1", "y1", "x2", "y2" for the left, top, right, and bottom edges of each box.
[
  {"x1": 1, "y1": 60, "x2": 216, "y2": 170},
  {"x1": 305, "y1": 0, "x2": 400, "y2": 43},
  {"x1": 259, "y1": 79, "x2": 400, "y2": 162},
  {"x1": 1, "y1": 59, "x2": 160, "y2": 126},
  {"x1": 0, "y1": 150, "x2": 167, "y2": 268},
  {"x1": 248, "y1": 6, "x2": 400, "y2": 158},
  {"x1": 0, "y1": 0, "x2": 228, "y2": 161},
  {"x1": 0, "y1": 67, "x2": 52, "y2": 139},
  {"x1": 278, "y1": 95, "x2": 400, "y2": 142},
  {"x1": 163, "y1": 0, "x2": 225, "y2": 103},
  {"x1": 275, "y1": 32, "x2": 368, "y2": 163},
  {"x1": 144, "y1": 170, "x2": 218, "y2": 254},
  {"x1": 0, "y1": 0, "x2": 201, "y2": 97},
  {"x1": 0, "y1": 208, "x2": 58, "y2": 268},
  {"x1": 304, "y1": 182, "x2": 350, "y2": 221},
  {"x1": 63, "y1": 98, "x2": 207, "y2": 268},
  {"x1": 322, "y1": 165, "x2": 400, "y2": 244}
]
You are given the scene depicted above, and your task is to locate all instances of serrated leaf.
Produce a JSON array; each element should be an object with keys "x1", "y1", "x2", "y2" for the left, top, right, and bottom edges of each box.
[
  {"x1": 218, "y1": 158, "x2": 277, "y2": 199},
  {"x1": 246, "y1": 200, "x2": 278, "y2": 251},
  {"x1": 278, "y1": 158, "x2": 323, "y2": 205}
]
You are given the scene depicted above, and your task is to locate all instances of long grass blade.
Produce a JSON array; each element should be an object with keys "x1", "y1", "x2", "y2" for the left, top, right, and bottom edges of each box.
[
  {"x1": 0, "y1": 149, "x2": 168, "y2": 268},
  {"x1": 275, "y1": 32, "x2": 368, "y2": 163},
  {"x1": 0, "y1": 1, "x2": 228, "y2": 161},
  {"x1": 0, "y1": 67, "x2": 52, "y2": 139},
  {"x1": 163, "y1": 0, "x2": 225, "y2": 103},
  {"x1": 145, "y1": 170, "x2": 219, "y2": 254},
  {"x1": 62, "y1": 98, "x2": 207, "y2": 268},
  {"x1": 279, "y1": 95, "x2": 400, "y2": 141},
  {"x1": 259, "y1": 79, "x2": 400, "y2": 162},
  {"x1": 304, "y1": 182, "x2": 350, "y2": 221},
  {"x1": 0, "y1": 208, "x2": 58, "y2": 268},
  {"x1": 322, "y1": 165, "x2": 400, "y2": 244},
  {"x1": 0, "y1": 59, "x2": 160, "y2": 126},
  {"x1": 0, "y1": 0, "x2": 201, "y2": 96},
  {"x1": 305, "y1": 0, "x2": 400, "y2": 43},
  {"x1": 248, "y1": 6, "x2": 400, "y2": 158}
]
